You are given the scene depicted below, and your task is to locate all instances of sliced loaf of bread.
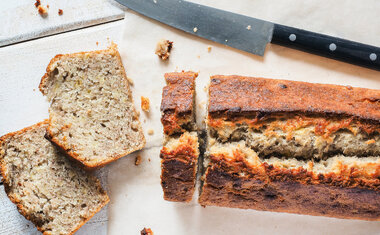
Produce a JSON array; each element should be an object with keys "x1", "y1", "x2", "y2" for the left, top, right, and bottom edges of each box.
[
  {"x1": 160, "y1": 72, "x2": 199, "y2": 202},
  {"x1": 0, "y1": 121, "x2": 109, "y2": 234},
  {"x1": 39, "y1": 44, "x2": 145, "y2": 168}
]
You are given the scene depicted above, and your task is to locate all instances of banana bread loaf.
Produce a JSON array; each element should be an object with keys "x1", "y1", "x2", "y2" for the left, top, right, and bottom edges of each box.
[
  {"x1": 199, "y1": 75, "x2": 380, "y2": 220},
  {"x1": 0, "y1": 121, "x2": 109, "y2": 234},
  {"x1": 160, "y1": 72, "x2": 199, "y2": 202},
  {"x1": 39, "y1": 44, "x2": 145, "y2": 168}
]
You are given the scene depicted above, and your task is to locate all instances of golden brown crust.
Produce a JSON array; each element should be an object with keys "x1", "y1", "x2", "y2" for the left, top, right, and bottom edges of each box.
[
  {"x1": 199, "y1": 153, "x2": 380, "y2": 220},
  {"x1": 208, "y1": 75, "x2": 380, "y2": 122},
  {"x1": 160, "y1": 135, "x2": 198, "y2": 202},
  {"x1": 0, "y1": 121, "x2": 110, "y2": 234},
  {"x1": 160, "y1": 72, "x2": 198, "y2": 202},
  {"x1": 161, "y1": 71, "x2": 198, "y2": 135},
  {"x1": 39, "y1": 43, "x2": 146, "y2": 168}
]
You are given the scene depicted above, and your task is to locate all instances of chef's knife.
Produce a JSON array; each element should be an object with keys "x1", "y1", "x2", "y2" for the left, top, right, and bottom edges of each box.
[{"x1": 116, "y1": 0, "x2": 380, "y2": 71}]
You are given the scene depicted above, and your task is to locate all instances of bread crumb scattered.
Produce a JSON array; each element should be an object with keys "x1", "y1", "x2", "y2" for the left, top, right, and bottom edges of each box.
[
  {"x1": 141, "y1": 227, "x2": 154, "y2": 235},
  {"x1": 246, "y1": 25, "x2": 251, "y2": 30},
  {"x1": 58, "y1": 9, "x2": 63, "y2": 15},
  {"x1": 34, "y1": 0, "x2": 41, "y2": 7},
  {"x1": 38, "y1": 5, "x2": 48, "y2": 16},
  {"x1": 203, "y1": 86, "x2": 207, "y2": 92},
  {"x1": 193, "y1": 27, "x2": 198, "y2": 33},
  {"x1": 147, "y1": 129, "x2": 154, "y2": 135},
  {"x1": 366, "y1": 139, "x2": 376, "y2": 144},
  {"x1": 155, "y1": 39, "x2": 173, "y2": 60},
  {"x1": 46, "y1": 4, "x2": 49, "y2": 8},
  {"x1": 197, "y1": 55, "x2": 200, "y2": 59},
  {"x1": 198, "y1": 103, "x2": 203, "y2": 109},
  {"x1": 141, "y1": 96, "x2": 150, "y2": 112},
  {"x1": 135, "y1": 155, "x2": 142, "y2": 165},
  {"x1": 33, "y1": 88, "x2": 36, "y2": 92},
  {"x1": 207, "y1": 46, "x2": 212, "y2": 52},
  {"x1": 148, "y1": 158, "x2": 151, "y2": 162},
  {"x1": 126, "y1": 76, "x2": 134, "y2": 86}
]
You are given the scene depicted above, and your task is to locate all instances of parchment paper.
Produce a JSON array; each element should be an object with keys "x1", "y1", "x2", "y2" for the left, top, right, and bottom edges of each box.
[{"x1": 108, "y1": 0, "x2": 380, "y2": 234}]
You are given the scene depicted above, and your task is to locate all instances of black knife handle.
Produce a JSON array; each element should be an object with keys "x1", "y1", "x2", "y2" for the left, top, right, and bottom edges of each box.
[{"x1": 271, "y1": 24, "x2": 380, "y2": 71}]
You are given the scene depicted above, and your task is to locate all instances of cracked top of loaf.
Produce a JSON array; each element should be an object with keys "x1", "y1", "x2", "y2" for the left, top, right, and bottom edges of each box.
[{"x1": 208, "y1": 75, "x2": 380, "y2": 122}]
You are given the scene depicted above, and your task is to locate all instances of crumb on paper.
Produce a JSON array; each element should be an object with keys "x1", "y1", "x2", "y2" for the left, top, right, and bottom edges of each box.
[
  {"x1": 197, "y1": 55, "x2": 200, "y2": 59},
  {"x1": 46, "y1": 4, "x2": 49, "y2": 8},
  {"x1": 147, "y1": 129, "x2": 154, "y2": 135},
  {"x1": 141, "y1": 228, "x2": 154, "y2": 235},
  {"x1": 38, "y1": 5, "x2": 48, "y2": 16},
  {"x1": 33, "y1": 88, "x2": 36, "y2": 92},
  {"x1": 246, "y1": 25, "x2": 251, "y2": 30},
  {"x1": 198, "y1": 103, "x2": 203, "y2": 109},
  {"x1": 155, "y1": 39, "x2": 173, "y2": 60},
  {"x1": 148, "y1": 158, "x2": 151, "y2": 162},
  {"x1": 207, "y1": 46, "x2": 212, "y2": 52},
  {"x1": 193, "y1": 27, "x2": 198, "y2": 33},
  {"x1": 366, "y1": 139, "x2": 376, "y2": 145},
  {"x1": 126, "y1": 76, "x2": 134, "y2": 86},
  {"x1": 34, "y1": 0, "x2": 41, "y2": 7},
  {"x1": 203, "y1": 86, "x2": 207, "y2": 92},
  {"x1": 96, "y1": 41, "x2": 99, "y2": 46},
  {"x1": 58, "y1": 9, "x2": 63, "y2": 15},
  {"x1": 135, "y1": 155, "x2": 142, "y2": 165},
  {"x1": 141, "y1": 96, "x2": 150, "y2": 112}
]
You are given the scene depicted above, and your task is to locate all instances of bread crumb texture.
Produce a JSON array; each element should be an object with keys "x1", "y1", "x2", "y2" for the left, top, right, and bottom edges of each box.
[
  {"x1": 58, "y1": 9, "x2": 63, "y2": 15},
  {"x1": 0, "y1": 122, "x2": 109, "y2": 234},
  {"x1": 141, "y1": 227, "x2": 154, "y2": 235},
  {"x1": 155, "y1": 39, "x2": 173, "y2": 60},
  {"x1": 147, "y1": 129, "x2": 154, "y2": 135},
  {"x1": 38, "y1": 5, "x2": 48, "y2": 16},
  {"x1": 39, "y1": 44, "x2": 145, "y2": 167},
  {"x1": 135, "y1": 155, "x2": 142, "y2": 165},
  {"x1": 34, "y1": 0, "x2": 41, "y2": 7},
  {"x1": 141, "y1": 96, "x2": 150, "y2": 112}
]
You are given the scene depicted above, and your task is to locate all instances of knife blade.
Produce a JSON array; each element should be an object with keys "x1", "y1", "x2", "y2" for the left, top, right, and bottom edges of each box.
[{"x1": 116, "y1": 0, "x2": 380, "y2": 71}]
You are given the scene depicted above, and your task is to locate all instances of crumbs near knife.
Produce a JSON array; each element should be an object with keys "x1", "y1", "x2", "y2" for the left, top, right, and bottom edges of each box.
[{"x1": 155, "y1": 39, "x2": 173, "y2": 60}]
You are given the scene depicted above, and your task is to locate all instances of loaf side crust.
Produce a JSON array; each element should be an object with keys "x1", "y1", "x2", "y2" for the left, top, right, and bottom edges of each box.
[
  {"x1": 199, "y1": 161, "x2": 380, "y2": 221},
  {"x1": 160, "y1": 71, "x2": 199, "y2": 202},
  {"x1": 161, "y1": 71, "x2": 198, "y2": 135},
  {"x1": 160, "y1": 132, "x2": 199, "y2": 202},
  {"x1": 0, "y1": 121, "x2": 110, "y2": 234},
  {"x1": 208, "y1": 75, "x2": 380, "y2": 122},
  {"x1": 39, "y1": 43, "x2": 146, "y2": 168}
]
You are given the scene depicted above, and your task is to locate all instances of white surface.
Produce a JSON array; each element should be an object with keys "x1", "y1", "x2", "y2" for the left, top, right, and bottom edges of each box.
[
  {"x1": 0, "y1": 0, "x2": 125, "y2": 47},
  {"x1": 0, "y1": 20, "x2": 124, "y2": 235},
  {"x1": 108, "y1": 0, "x2": 380, "y2": 234},
  {"x1": 0, "y1": 0, "x2": 380, "y2": 234}
]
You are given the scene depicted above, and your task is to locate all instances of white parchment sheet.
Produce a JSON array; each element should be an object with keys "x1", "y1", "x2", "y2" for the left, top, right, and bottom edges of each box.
[{"x1": 108, "y1": 1, "x2": 380, "y2": 234}]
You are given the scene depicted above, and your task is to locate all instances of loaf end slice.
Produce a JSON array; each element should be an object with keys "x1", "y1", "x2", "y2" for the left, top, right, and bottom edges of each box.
[
  {"x1": 160, "y1": 72, "x2": 199, "y2": 202},
  {"x1": 39, "y1": 43, "x2": 145, "y2": 168},
  {"x1": 0, "y1": 121, "x2": 109, "y2": 234}
]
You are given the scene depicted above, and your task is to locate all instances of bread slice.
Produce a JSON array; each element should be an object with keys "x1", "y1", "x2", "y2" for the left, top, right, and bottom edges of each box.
[
  {"x1": 160, "y1": 72, "x2": 199, "y2": 202},
  {"x1": 39, "y1": 44, "x2": 145, "y2": 168},
  {"x1": 199, "y1": 75, "x2": 380, "y2": 221},
  {"x1": 0, "y1": 121, "x2": 109, "y2": 234}
]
